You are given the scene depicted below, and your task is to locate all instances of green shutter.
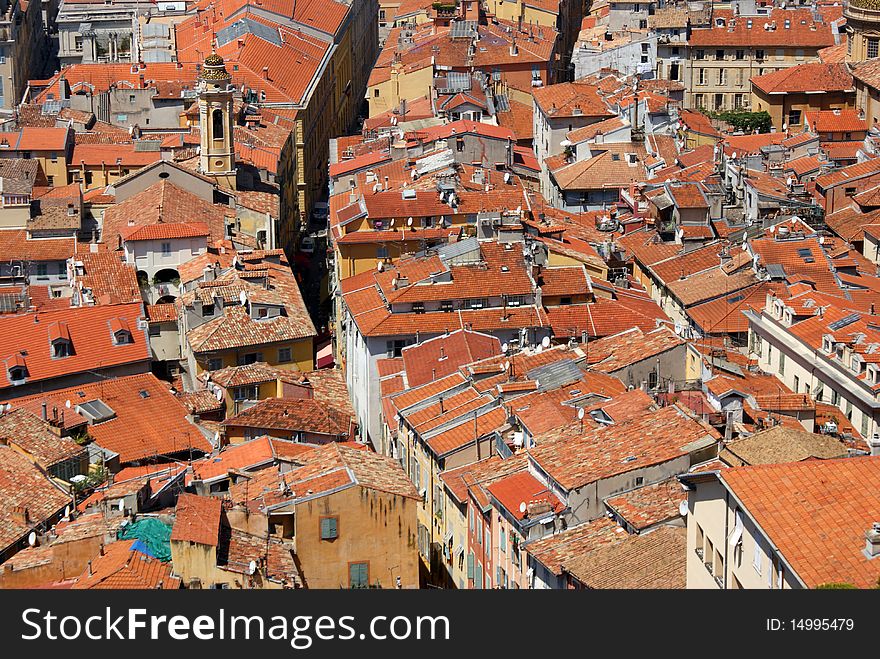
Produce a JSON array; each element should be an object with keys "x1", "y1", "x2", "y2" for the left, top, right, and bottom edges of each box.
[
  {"x1": 349, "y1": 562, "x2": 368, "y2": 588},
  {"x1": 467, "y1": 552, "x2": 474, "y2": 579}
]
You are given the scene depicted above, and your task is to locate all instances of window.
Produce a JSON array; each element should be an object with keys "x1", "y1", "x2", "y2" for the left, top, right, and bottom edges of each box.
[
  {"x1": 861, "y1": 412, "x2": 870, "y2": 438},
  {"x1": 320, "y1": 517, "x2": 339, "y2": 540},
  {"x1": 635, "y1": 476, "x2": 644, "y2": 486},
  {"x1": 870, "y1": 38, "x2": 879, "y2": 59},
  {"x1": 788, "y1": 109, "x2": 802, "y2": 127},
  {"x1": 698, "y1": 68, "x2": 706, "y2": 85},
  {"x1": 714, "y1": 94, "x2": 724, "y2": 110},
  {"x1": 753, "y1": 539, "x2": 763, "y2": 575},
  {"x1": 257, "y1": 307, "x2": 268, "y2": 318},
  {"x1": 148, "y1": 324, "x2": 160, "y2": 337},
  {"x1": 440, "y1": 300, "x2": 453, "y2": 312},
  {"x1": 795, "y1": 49, "x2": 804, "y2": 61},
  {"x1": 467, "y1": 552, "x2": 475, "y2": 579},
  {"x1": 376, "y1": 245, "x2": 388, "y2": 259},
  {"x1": 161, "y1": 242, "x2": 172, "y2": 256},
  {"x1": 53, "y1": 341, "x2": 71, "y2": 358},
  {"x1": 695, "y1": 49, "x2": 705, "y2": 60},
  {"x1": 793, "y1": 375, "x2": 800, "y2": 393},
  {"x1": 735, "y1": 49, "x2": 744, "y2": 60},
  {"x1": 373, "y1": 89, "x2": 379, "y2": 98},
  {"x1": 755, "y1": 49, "x2": 765, "y2": 60},
  {"x1": 349, "y1": 562, "x2": 368, "y2": 588},
  {"x1": 831, "y1": 389, "x2": 840, "y2": 406},
  {"x1": 718, "y1": 69, "x2": 726, "y2": 85},
  {"x1": 468, "y1": 507, "x2": 474, "y2": 532},
  {"x1": 237, "y1": 352, "x2": 263, "y2": 365},
  {"x1": 775, "y1": 49, "x2": 784, "y2": 61},
  {"x1": 233, "y1": 385, "x2": 257, "y2": 401},
  {"x1": 734, "y1": 94, "x2": 743, "y2": 109},
  {"x1": 715, "y1": 49, "x2": 724, "y2": 61},
  {"x1": 474, "y1": 562, "x2": 483, "y2": 589},
  {"x1": 500, "y1": 528, "x2": 506, "y2": 553},
  {"x1": 467, "y1": 298, "x2": 487, "y2": 309},
  {"x1": 212, "y1": 109, "x2": 225, "y2": 140},
  {"x1": 846, "y1": 399, "x2": 853, "y2": 420},
  {"x1": 278, "y1": 347, "x2": 292, "y2": 363},
  {"x1": 779, "y1": 352, "x2": 786, "y2": 376},
  {"x1": 694, "y1": 93, "x2": 704, "y2": 109}
]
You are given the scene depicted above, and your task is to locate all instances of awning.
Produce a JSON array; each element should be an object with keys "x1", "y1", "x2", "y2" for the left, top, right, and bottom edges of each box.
[{"x1": 316, "y1": 343, "x2": 334, "y2": 369}]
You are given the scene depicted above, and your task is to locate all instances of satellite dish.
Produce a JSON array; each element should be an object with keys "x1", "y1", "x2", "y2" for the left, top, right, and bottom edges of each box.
[
  {"x1": 392, "y1": 278, "x2": 398, "y2": 288},
  {"x1": 519, "y1": 502, "x2": 527, "y2": 514},
  {"x1": 504, "y1": 172, "x2": 511, "y2": 183},
  {"x1": 118, "y1": 500, "x2": 125, "y2": 512},
  {"x1": 577, "y1": 408, "x2": 585, "y2": 420},
  {"x1": 239, "y1": 290, "x2": 248, "y2": 306},
  {"x1": 770, "y1": 225, "x2": 776, "y2": 233},
  {"x1": 214, "y1": 431, "x2": 220, "y2": 444},
  {"x1": 248, "y1": 560, "x2": 257, "y2": 575},
  {"x1": 501, "y1": 342, "x2": 508, "y2": 353},
  {"x1": 731, "y1": 151, "x2": 737, "y2": 160},
  {"x1": 377, "y1": 261, "x2": 384, "y2": 272},
  {"x1": 742, "y1": 242, "x2": 748, "y2": 251},
  {"x1": 390, "y1": 218, "x2": 396, "y2": 227},
  {"x1": 559, "y1": 139, "x2": 571, "y2": 148},
  {"x1": 64, "y1": 505, "x2": 71, "y2": 518},
  {"x1": 819, "y1": 236, "x2": 825, "y2": 245},
  {"x1": 541, "y1": 336, "x2": 551, "y2": 349},
  {"x1": 503, "y1": 360, "x2": 511, "y2": 372},
  {"x1": 782, "y1": 122, "x2": 787, "y2": 131},
  {"x1": 65, "y1": 399, "x2": 71, "y2": 408},
  {"x1": 679, "y1": 500, "x2": 689, "y2": 517},
  {"x1": 407, "y1": 217, "x2": 413, "y2": 227},
  {"x1": 28, "y1": 532, "x2": 36, "y2": 546}
]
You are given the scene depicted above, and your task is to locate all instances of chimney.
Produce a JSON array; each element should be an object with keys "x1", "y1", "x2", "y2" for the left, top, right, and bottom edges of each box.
[
  {"x1": 865, "y1": 522, "x2": 880, "y2": 559},
  {"x1": 12, "y1": 506, "x2": 29, "y2": 525},
  {"x1": 383, "y1": 176, "x2": 389, "y2": 191},
  {"x1": 262, "y1": 66, "x2": 269, "y2": 81},
  {"x1": 139, "y1": 74, "x2": 145, "y2": 89},
  {"x1": 87, "y1": 560, "x2": 93, "y2": 577},
  {"x1": 41, "y1": 402, "x2": 47, "y2": 421}
]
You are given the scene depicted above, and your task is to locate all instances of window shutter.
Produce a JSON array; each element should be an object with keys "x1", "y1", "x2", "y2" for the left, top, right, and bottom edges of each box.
[{"x1": 467, "y1": 552, "x2": 474, "y2": 579}]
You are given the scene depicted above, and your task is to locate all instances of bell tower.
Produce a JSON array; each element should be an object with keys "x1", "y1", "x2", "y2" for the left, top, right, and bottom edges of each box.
[{"x1": 198, "y1": 52, "x2": 236, "y2": 191}]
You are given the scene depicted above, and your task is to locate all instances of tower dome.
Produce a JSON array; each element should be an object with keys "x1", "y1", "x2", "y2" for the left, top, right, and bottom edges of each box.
[
  {"x1": 845, "y1": 0, "x2": 880, "y2": 61},
  {"x1": 201, "y1": 52, "x2": 231, "y2": 82}
]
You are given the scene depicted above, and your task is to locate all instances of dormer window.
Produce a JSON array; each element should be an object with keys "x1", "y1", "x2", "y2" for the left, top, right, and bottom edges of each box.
[
  {"x1": 822, "y1": 336, "x2": 833, "y2": 353},
  {"x1": 7, "y1": 354, "x2": 27, "y2": 383},
  {"x1": 110, "y1": 318, "x2": 133, "y2": 345},
  {"x1": 48, "y1": 321, "x2": 72, "y2": 358}
]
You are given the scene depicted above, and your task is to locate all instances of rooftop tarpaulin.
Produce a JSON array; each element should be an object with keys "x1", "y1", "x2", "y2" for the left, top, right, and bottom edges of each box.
[{"x1": 117, "y1": 517, "x2": 173, "y2": 562}]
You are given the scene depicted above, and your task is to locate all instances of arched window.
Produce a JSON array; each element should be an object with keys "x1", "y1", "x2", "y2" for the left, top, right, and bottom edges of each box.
[{"x1": 212, "y1": 109, "x2": 224, "y2": 140}]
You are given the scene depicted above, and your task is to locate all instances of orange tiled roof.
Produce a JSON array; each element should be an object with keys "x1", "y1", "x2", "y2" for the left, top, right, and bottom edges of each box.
[
  {"x1": 688, "y1": 8, "x2": 834, "y2": 48},
  {"x1": 751, "y1": 62, "x2": 853, "y2": 94},
  {"x1": 72, "y1": 540, "x2": 180, "y2": 589},
  {"x1": 12, "y1": 373, "x2": 211, "y2": 464},
  {"x1": 720, "y1": 456, "x2": 880, "y2": 589},
  {"x1": 531, "y1": 405, "x2": 718, "y2": 491},
  {"x1": 171, "y1": 493, "x2": 221, "y2": 547},
  {"x1": 0, "y1": 303, "x2": 149, "y2": 392},
  {"x1": 0, "y1": 444, "x2": 71, "y2": 553}
]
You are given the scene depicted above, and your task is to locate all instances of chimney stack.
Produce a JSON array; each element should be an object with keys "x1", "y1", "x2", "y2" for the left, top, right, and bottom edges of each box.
[
  {"x1": 262, "y1": 66, "x2": 269, "y2": 81},
  {"x1": 41, "y1": 402, "x2": 47, "y2": 421},
  {"x1": 865, "y1": 522, "x2": 880, "y2": 560}
]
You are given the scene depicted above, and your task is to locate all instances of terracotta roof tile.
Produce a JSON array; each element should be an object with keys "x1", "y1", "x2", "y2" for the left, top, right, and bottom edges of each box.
[
  {"x1": 12, "y1": 373, "x2": 211, "y2": 464},
  {"x1": 0, "y1": 444, "x2": 71, "y2": 553},
  {"x1": 72, "y1": 540, "x2": 180, "y2": 589},
  {"x1": 605, "y1": 478, "x2": 685, "y2": 532},
  {"x1": 720, "y1": 456, "x2": 880, "y2": 589},
  {"x1": 171, "y1": 493, "x2": 222, "y2": 546}
]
